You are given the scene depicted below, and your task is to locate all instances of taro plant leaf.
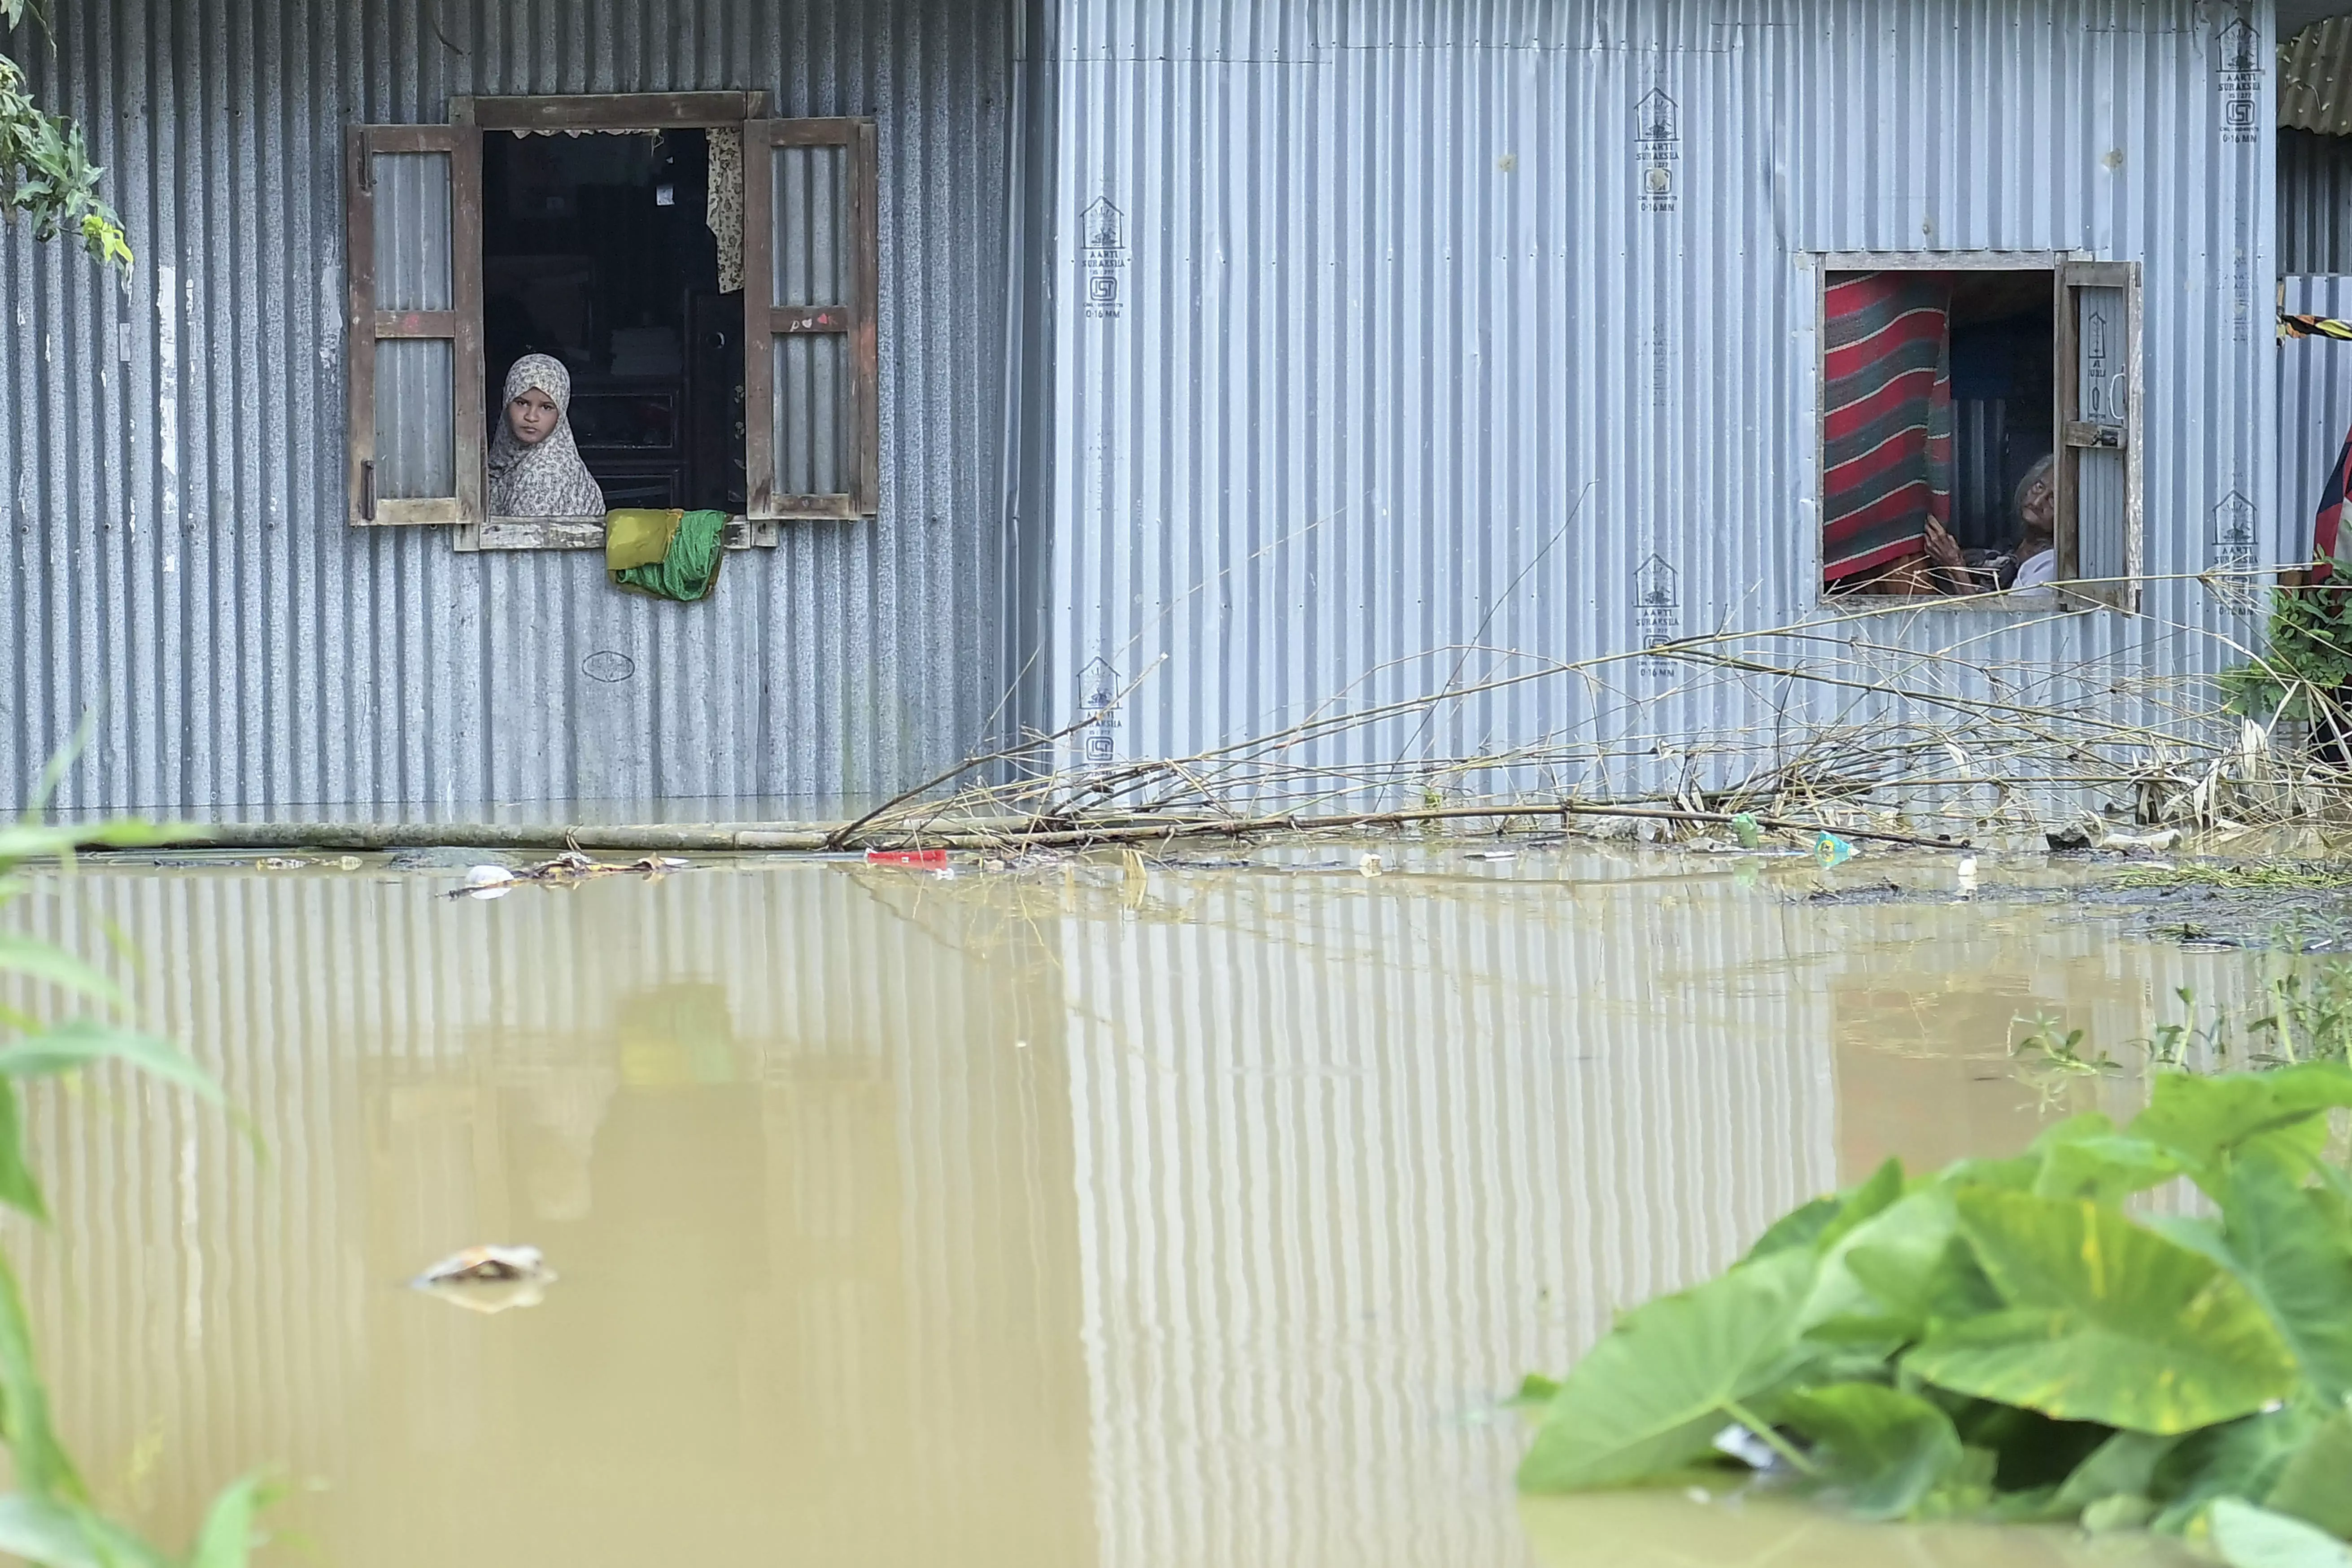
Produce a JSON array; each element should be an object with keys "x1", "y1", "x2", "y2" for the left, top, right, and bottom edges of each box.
[
  {"x1": 0, "y1": 1020, "x2": 222, "y2": 1105},
  {"x1": 2051, "y1": 1430, "x2": 2179, "y2": 1519},
  {"x1": 0, "y1": 1077, "x2": 47, "y2": 1222},
  {"x1": 0, "y1": 1493, "x2": 95, "y2": 1568},
  {"x1": 2263, "y1": 1410, "x2": 2352, "y2": 1541},
  {"x1": 1798, "y1": 1189, "x2": 1959, "y2": 1341},
  {"x1": 1742, "y1": 1159, "x2": 1905, "y2": 1267},
  {"x1": 2152, "y1": 1405, "x2": 2327, "y2": 1536},
  {"x1": 1776, "y1": 1382, "x2": 1963, "y2": 1520},
  {"x1": 2130, "y1": 1064, "x2": 2352, "y2": 1192},
  {"x1": 2214, "y1": 1160, "x2": 2352, "y2": 1405},
  {"x1": 1743, "y1": 1194, "x2": 1843, "y2": 1264},
  {"x1": 0, "y1": 935, "x2": 124, "y2": 1013},
  {"x1": 1904, "y1": 1189, "x2": 2298, "y2": 1434},
  {"x1": 1517, "y1": 1249, "x2": 1819, "y2": 1493},
  {"x1": 2211, "y1": 1498, "x2": 2352, "y2": 1568},
  {"x1": 2031, "y1": 1128, "x2": 2180, "y2": 1206}
]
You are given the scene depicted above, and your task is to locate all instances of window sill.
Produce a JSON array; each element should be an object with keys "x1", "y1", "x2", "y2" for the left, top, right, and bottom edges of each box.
[
  {"x1": 1812, "y1": 587, "x2": 2088, "y2": 614},
  {"x1": 459, "y1": 516, "x2": 781, "y2": 552}
]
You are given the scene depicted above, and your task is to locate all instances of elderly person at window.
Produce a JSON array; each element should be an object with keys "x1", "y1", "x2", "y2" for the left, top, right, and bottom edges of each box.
[
  {"x1": 1921, "y1": 454, "x2": 2057, "y2": 594},
  {"x1": 487, "y1": 354, "x2": 606, "y2": 518}
]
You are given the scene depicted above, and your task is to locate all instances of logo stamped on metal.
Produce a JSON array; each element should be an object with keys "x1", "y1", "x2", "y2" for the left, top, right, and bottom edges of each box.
[
  {"x1": 1634, "y1": 87, "x2": 1680, "y2": 213},
  {"x1": 1082, "y1": 197, "x2": 1127, "y2": 320},
  {"x1": 1634, "y1": 554, "x2": 1683, "y2": 678},
  {"x1": 2209, "y1": 491, "x2": 2259, "y2": 615}
]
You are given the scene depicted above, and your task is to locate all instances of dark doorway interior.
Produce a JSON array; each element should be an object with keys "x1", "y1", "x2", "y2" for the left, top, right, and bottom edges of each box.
[
  {"x1": 1946, "y1": 272, "x2": 2055, "y2": 553},
  {"x1": 483, "y1": 129, "x2": 747, "y2": 513}
]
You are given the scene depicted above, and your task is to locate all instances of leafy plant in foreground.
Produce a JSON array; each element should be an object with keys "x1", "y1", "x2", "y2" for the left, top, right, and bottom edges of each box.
[
  {"x1": 0, "y1": 1, "x2": 131, "y2": 272},
  {"x1": 0, "y1": 807, "x2": 266, "y2": 1567},
  {"x1": 1516, "y1": 1064, "x2": 2352, "y2": 1565}
]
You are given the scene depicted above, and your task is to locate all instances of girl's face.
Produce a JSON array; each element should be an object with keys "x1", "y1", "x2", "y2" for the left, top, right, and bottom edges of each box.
[{"x1": 508, "y1": 387, "x2": 560, "y2": 446}]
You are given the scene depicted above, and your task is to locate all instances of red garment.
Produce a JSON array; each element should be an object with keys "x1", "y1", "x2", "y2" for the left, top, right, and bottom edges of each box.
[{"x1": 1823, "y1": 272, "x2": 1954, "y2": 583}]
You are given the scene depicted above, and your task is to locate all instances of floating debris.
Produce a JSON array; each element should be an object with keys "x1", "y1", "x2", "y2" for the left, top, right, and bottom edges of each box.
[
  {"x1": 1359, "y1": 853, "x2": 1384, "y2": 878},
  {"x1": 445, "y1": 852, "x2": 689, "y2": 900},
  {"x1": 410, "y1": 1244, "x2": 556, "y2": 1315},
  {"x1": 865, "y1": 848, "x2": 949, "y2": 869},
  {"x1": 2099, "y1": 828, "x2": 2183, "y2": 853},
  {"x1": 1811, "y1": 832, "x2": 1855, "y2": 869}
]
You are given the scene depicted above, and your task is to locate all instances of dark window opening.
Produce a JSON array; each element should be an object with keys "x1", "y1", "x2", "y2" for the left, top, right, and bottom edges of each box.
[
  {"x1": 1945, "y1": 271, "x2": 2055, "y2": 554},
  {"x1": 482, "y1": 129, "x2": 746, "y2": 513}
]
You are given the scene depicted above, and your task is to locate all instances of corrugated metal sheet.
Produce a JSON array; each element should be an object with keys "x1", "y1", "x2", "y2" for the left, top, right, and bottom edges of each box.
[
  {"x1": 2282, "y1": 14, "x2": 2352, "y2": 135},
  {"x1": 2280, "y1": 275, "x2": 2352, "y2": 557},
  {"x1": 2281, "y1": 126, "x2": 2352, "y2": 272},
  {"x1": 0, "y1": 0, "x2": 1039, "y2": 818},
  {"x1": 1048, "y1": 0, "x2": 2277, "y2": 800}
]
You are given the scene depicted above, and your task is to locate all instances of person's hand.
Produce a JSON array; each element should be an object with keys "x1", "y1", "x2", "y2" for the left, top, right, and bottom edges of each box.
[{"x1": 1922, "y1": 518, "x2": 1963, "y2": 570}]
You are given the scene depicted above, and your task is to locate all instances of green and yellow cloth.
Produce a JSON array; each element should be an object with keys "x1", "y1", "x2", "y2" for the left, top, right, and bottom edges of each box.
[{"x1": 605, "y1": 509, "x2": 728, "y2": 602}]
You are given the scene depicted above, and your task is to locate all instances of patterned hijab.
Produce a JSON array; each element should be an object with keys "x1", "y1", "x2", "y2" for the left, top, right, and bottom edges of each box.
[{"x1": 487, "y1": 354, "x2": 606, "y2": 518}]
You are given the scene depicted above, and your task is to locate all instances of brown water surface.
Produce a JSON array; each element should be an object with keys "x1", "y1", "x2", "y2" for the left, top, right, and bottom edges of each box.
[{"x1": 10, "y1": 846, "x2": 2225, "y2": 1565}]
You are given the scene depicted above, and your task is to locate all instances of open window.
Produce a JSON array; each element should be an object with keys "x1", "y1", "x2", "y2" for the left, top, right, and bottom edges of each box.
[
  {"x1": 343, "y1": 96, "x2": 880, "y2": 543},
  {"x1": 1818, "y1": 257, "x2": 2140, "y2": 609}
]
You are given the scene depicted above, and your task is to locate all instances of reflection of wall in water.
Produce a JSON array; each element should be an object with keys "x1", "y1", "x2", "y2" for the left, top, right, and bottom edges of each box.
[
  {"x1": 1058, "y1": 867, "x2": 1835, "y2": 1568},
  {"x1": 6, "y1": 869, "x2": 1091, "y2": 1568}
]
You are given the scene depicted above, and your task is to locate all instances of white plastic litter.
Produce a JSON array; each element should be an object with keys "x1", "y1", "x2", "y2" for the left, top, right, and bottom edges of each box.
[
  {"x1": 410, "y1": 1244, "x2": 556, "y2": 1314},
  {"x1": 462, "y1": 865, "x2": 515, "y2": 901}
]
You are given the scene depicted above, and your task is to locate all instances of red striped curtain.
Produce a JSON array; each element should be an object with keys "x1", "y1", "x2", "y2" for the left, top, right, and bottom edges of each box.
[{"x1": 1823, "y1": 272, "x2": 1954, "y2": 583}]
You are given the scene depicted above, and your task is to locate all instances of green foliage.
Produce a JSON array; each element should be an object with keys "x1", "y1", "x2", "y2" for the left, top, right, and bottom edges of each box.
[
  {"x1": 0, "y1": 767, "x2": 261, "y2": 1564},
  {"x1": 0, "y1": 0, "x2": 132, "y2": 272},
  {"x1": 1517, "y1": 1064, "x2": 2352, "y2": 1563}
]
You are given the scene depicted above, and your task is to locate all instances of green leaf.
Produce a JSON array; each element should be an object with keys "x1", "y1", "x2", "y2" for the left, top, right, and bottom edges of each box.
[
  {"x1": 2152, "y1": 1406, "x2": 2323, "y2": 1535},
  {"x1": 2052, "y1": 1429, "x2": 2179, "y2": 1517},
  {"x1": 1777, "y1": 1382, "x2": 1963, "y2": 1520},
  {"x1": 1797, "y1": 1189, "x2": 1963, "y2": 1342},
  {"x1": 0, "y1": 1021, "x2": 221, "y2": 1104},
  {"x1": 0, "y1": 935, "x2": 123, "y2": 1013},
  {"x1": 0, "y1": 1493, "x2": 96, "y2": 1568},
  {"x1": 1904, "y1": 1189, "x2": 2298, "y2": 1434},
  {"x1": 2029, "y1": 1117, "x2": 2181, "y2": 1205},
  {"x1": 1517, "y1": 1249, "x2": 1819, "y2": 1493},
  {"x1": 1742, "y1": 1159, "x2": 1905, "y2": 1267},
  {"x1": 183, "y1": 1472, "x2": 271, "y2": 1568},
  {"x1": 1743, "y1": 1194, "x2": 1843, "y2": 1263},
  {"x1": 2131, "y1": 1065, "x2": 2352, "y2": 1192},
  {"x1": 2265, "y1": 1410, "x2": 2352, "y2": 1541},
  {"x1": 0, "y1": 1249, "x2": 82, "y2": 1502},
  {"x1": 0, "y1": 1078, "x2": 48, "y2": 1223},
  {"x1": 2214, "y1": 1160, "x2": 2352, "y2": 1404},
  {"x1": 0, "y1": 821, "x2": 199, "y2": 865},
  {"x1": 2212, "y1": 1499, "x2": 2352, "y2": 1568}
]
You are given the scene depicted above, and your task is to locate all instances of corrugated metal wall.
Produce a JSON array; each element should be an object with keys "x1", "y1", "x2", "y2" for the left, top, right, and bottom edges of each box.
[
  {"x1": 2282, "y1": 127, "x2": 2352, "y2": 271},
  {"x1": 1048, "y1": 0, "x2": 2278, "y2": 799},
  {"x1": 2280, "y1": 274, "x2": 2352, "y2": 554},
  {"x1": 0, "y1": 0, "x2": 1037, "y2": 818}
]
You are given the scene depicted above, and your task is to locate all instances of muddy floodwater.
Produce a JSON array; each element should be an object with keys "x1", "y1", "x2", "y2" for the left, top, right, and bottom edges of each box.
[{"x1": 11, "y1": 845, "x2": 2238, "y2": 1567}]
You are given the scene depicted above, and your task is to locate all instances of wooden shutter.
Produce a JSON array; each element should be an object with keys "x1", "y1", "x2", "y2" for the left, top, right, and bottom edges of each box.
[
  {"x1": 2055, "y1": 261, "x2": 2141, "y2": 611},
  {"x1": 742, "y1": 118, "x2": 879, "y2": 520},
  {"x1": 345, "y1": 124, "x2": 484, "y2": 526}
]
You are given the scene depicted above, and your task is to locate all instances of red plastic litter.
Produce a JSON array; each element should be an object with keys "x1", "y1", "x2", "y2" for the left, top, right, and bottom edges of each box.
[{"x1": 865, "y1": 849, "x2": 948, "y2": 867}]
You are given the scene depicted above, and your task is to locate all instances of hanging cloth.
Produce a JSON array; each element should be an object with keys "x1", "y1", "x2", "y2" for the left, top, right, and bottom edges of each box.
[
  {"x1": 606, "y1": 509, "x2": 728, "y2": 602},
  {"x1": 1822, "y1": 271, "x2": 1955, "y2": 584}
]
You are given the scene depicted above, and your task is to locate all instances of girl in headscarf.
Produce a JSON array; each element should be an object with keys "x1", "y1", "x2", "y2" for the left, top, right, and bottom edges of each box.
[{"x1": 487, "y1": 353, "x2": 607, "y2": 517}]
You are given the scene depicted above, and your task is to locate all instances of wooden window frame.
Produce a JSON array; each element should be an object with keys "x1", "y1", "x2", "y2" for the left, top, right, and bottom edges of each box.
[
  {"x1": 348, "y1": 92, "x2": 886, "y2": 551},
  {"x1": 742, "y1": 117, "x2": 881, "y2": 520},
  {"x1": 1809, "y1": 249, "x2": 2141, "y2": 613},
  {"x1": 345, "y1": 123, "x2": 485, "y2": 527}
]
